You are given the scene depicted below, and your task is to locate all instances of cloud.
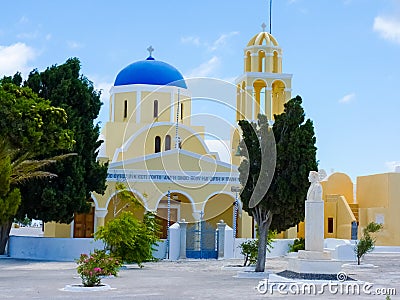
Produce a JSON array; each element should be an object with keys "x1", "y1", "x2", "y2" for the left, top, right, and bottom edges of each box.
[
  {"x1": 181, "y1": 36, "x2": 201, "y2": 46},
  {"x1": 17, "y1": 31, "x2": 39, "y2": 39},
  {"x1": 186, "y1": 56, "x2": 220, "y2": 78},
  {"x1": 181, "y1": 32, "x2": 239, "y2": 52},
  {"x1": 385, "y1": 161, "x2": 400, "y2": 172},
  {"x1": 18, "y1": 16, "x2": 29, "y2": 24},
  {"x1": 373, "y1": 16, "x2": 400, "y2": 44},
  {"x1": 209, "y1": 31, "x2": 239, "y2": 51},
  {"x1": 0, "y1": 43, "x2": 37, "y2": 76},
  {"x1": 92, "y1": 79, "x2": 113, "y2": 127},
  {"x1": 338, "y1": 92, "x2": 355, "y2": 104},
  {"x1": 67, "y1": 40, "x2": 84, "y2": 49}
]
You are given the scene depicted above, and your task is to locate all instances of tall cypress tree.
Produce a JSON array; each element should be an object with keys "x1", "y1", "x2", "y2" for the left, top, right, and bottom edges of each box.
[
  {"x1": 18, "y1": 58, "x2": 108, "y2": 223},
  {"x1": 238, "y1": 96, "x2": 317, "y2": 272}
]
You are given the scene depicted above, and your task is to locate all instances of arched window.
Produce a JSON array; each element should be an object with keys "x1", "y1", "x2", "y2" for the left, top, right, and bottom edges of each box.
[
  {"x1": 155, "y1": 136, "x2": 161, "y2": 153},
  {"x1": 153, "y1": 100, "x2": 158, "y2": 118},
  {"x1": 272, "y1": 51, "x2": 278, "y2": 73},
  {"x1": 258, "y1": 50, "x2": 266, "y2": 72},
  {"x1": 245, "y1": 51, "x2": 251, "y2": 72},
  {"x1": 123, "y1": 100, "x2": 128, "y2": 119},
  {"x1": 165, "y1": 135, "x2": 171, "y2": 151}
]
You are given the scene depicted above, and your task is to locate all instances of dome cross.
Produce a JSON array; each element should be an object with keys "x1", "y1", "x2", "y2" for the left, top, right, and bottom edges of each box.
[
  {"x1": 147, "y1": 45, "x2": 154, "y2": 57},
  {"x1": 261, "y1": 22, "x2": 267, "y2": 32}
]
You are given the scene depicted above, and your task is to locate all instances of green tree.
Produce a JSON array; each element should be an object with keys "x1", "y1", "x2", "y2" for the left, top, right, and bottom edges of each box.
[
  {"x1": 0, "y1": 82, "x2": 74, "y2": 254},
  {"x1": 18, "y1": 58, "x2": 108, "y2": 223},
  {"x1": 238, "y1": 96, "x2": 317, "y2": 272},
  {"x1": 95, "y1": 183, "x2": 160, "y2": 267},
  {"x1": 354, "y1": 221, "x2": 382, "y2": 265}
]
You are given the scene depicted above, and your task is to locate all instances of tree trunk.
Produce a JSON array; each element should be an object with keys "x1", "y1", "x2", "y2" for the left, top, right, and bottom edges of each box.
[
  {"x1": 255, "y1": 219, "x2": 269, "y2": 272},
  {"x1": 0, "y1": 220, "x2": 12, "y2": 255}
]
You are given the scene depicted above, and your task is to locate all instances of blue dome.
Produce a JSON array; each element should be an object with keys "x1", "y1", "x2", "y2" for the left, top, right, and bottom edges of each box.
[{"x1": 114, "y1": 57, "x2": 187, "y2": 89}]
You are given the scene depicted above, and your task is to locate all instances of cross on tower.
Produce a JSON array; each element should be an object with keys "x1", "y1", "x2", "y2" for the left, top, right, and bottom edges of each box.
[
  {"x1": 147, "y1": 45, "x2": 154, "y2": 57},
  {"x1": 261, "y1": 22, "x2": 267, "y2": 32}
]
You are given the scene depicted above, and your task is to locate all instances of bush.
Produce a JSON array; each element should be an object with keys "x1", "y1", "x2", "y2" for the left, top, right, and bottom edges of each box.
[
  {"x1": 95, "y1": 211, "x2": 160, "y2": 267},
  {"x1": 288, "y1": 237, "x2": 305, "y2": 252},
  {"x1": 239, "y1": 230, "x2": 275, "y2": 266},
  {"x1": 76, "y1": 249, "x2": 122, "y2": 287},
  {"x1": 239, "y1": 239, "x2": 258, "y2": 266},
  {"x1": 354, "y1": 222, "x2": 382, "y2": 265}
]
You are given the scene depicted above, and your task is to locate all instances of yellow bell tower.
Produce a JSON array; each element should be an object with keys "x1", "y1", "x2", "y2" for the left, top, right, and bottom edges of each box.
[
  {"x1": 231, "y1": 24, "x2": 293, "y2": 165},
  {"x1": 235, "y1": 23, "x2": 292, "y2": 122}
]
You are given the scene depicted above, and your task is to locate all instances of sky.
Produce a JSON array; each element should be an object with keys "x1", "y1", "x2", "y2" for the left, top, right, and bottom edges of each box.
[{"x1": 1, "y1": 0, "x2": 400, "y2": 181}]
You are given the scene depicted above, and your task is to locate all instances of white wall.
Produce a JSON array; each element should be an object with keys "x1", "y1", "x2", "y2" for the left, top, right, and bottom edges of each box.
[{"x1": 8, "y1": 236, "x2": 167, "y2": 261}]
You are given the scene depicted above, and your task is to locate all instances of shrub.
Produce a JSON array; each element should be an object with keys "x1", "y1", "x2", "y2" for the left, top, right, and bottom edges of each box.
[
  {"x1": 239, "y1": 230, "x2": 275, "y2": 266},
  {"x1": 239, "y1": 239, "x2": 258, "y2": 266},
  {"x1": 95, "y1": 211, "x2": 160, "y2": 267},
  {"x1": 354, "y1": 222, "x2": 382, "y2": 265},
  {"x1": 76, "y1": 249, "x2": 122, "y2": 287},
  {"x1": 288, "y1": 237, "x2": 305, "y2": 252}
]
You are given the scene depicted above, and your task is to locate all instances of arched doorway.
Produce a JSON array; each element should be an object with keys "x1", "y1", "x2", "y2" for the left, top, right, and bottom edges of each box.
[
  {"x1": 104, "y1": 190, "x2": 146, "y2": 224},
  {"x1": 155, "y1": 191, "x2": 194, "y2": 239},
  {"x1": 203, "y1": 193, "x2": 236, "y2": 232}
]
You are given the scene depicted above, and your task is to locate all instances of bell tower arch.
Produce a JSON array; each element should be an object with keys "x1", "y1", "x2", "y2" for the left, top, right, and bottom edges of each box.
[{"x1": 235, "y1": 23, "x2": 292, "y2": 122}]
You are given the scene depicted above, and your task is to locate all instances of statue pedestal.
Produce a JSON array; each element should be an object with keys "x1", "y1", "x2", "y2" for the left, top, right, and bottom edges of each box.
[
  {"x1": 287, "y1": 199, "x2": 342, "y2": 275},
  {"x1": 287, "y1": 252, "x2": 342, "y2": 274},
  {"x1": 305, "y1": 200, "x2": 324, "y2": 252}
]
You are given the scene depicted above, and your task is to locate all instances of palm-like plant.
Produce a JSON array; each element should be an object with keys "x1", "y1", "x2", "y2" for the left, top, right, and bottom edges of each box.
[{"x1": 0, "y1": 139, "x2": 75, "y2": 254}]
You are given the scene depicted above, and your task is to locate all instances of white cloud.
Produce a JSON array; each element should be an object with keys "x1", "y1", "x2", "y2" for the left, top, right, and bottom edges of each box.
[
  {"x1": 385, "y1": 161, "x2": 400, "y2": 172},
  {"x1": 19, "y1": 16, "x2": 29, "y2": 24},
  {"x1": 373, "y1": 16, "x2": 400, "y2": 44},
  {"x1": 0, "y1": 43, "x2": 37, "y2": 77},
  {"x1": 92, "y1": 79, "x2": 113, "y2": 127},
  {"x1": 209, "y1": 31, "x2": 239, "y2": 51},
  {"x1": 338, "y1": 92, "x2": 355, "y2": 104},
  {"x1": 17, "y1": 31, "x2": 39, "y2": 39},
  {"x1": 67, "y1": 40, "x2": 84, "y2": 49},
  {"x1": 181, "y1": 32, "x2": 239, "y2": 52},
  {"x1": 186, "y1": 56, "x2": 220, "y2": 78},
  {"x1": 181, "y1": 36, "x2": 201, "y2": 46}
]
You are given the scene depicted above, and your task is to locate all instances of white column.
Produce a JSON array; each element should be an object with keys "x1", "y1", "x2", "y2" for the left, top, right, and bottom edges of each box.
[{"x1": 305, "y1": 200, "x2": 324, "y2": 252}]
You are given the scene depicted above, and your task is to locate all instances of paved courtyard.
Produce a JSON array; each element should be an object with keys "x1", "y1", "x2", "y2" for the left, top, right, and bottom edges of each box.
[{"x1": 0, "y1": 253, "x2": 398, "y2": 299}]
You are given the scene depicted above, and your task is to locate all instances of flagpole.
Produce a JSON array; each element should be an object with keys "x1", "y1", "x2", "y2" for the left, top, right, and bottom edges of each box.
[{"x1": 269, "y1": 0, "x2": 272, "y2": 34}]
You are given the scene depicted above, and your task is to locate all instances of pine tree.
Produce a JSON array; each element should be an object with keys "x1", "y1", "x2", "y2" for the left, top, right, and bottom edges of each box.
[{"x1": 238, "y1": 96, "x2": 317, "y2": 272}]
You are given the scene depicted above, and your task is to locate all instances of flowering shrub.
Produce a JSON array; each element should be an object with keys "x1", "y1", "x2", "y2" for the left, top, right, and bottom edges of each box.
[{"x1": 76, "y1": 249, "x2": 122, "y2": 287}]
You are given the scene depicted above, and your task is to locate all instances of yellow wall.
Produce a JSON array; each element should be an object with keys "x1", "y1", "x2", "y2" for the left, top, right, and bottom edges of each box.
[
  {"x1": 322, "y1": 172, "x2": 354, "y2": 203},
  {"x1": 44, "y1": 222, "x2": 71, "y2": 238},
  {"x1": 357, "y1": 173, "x2": 400, "y2": 245}
]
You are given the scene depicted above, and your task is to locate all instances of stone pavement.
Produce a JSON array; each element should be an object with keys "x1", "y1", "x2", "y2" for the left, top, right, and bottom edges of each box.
[{"x1": 0, "y1": 253, "x2": 398, "y2": 299}]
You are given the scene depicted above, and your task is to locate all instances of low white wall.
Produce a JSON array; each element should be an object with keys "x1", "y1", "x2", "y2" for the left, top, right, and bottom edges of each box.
[
  {"x1": 373, "y1": 246, "x2": 400, "y2": 253},
  {"x1": 152, "y1": 240, "x2": 167, "y2": 260},
  {"x1": 233, "y1": 238, "x2": 295, "y2": 260},
  {"x1": 8, "y1": 236, "x2": 105, "y2": 261},
  {"x1": 8, "y1": 236, "x2": 167, "y2": 261}
]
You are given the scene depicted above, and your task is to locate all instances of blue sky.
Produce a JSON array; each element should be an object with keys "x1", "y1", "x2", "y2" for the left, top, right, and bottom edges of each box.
[{"x1": 1, "y1": 0, "x2": 400, "y2": 181}]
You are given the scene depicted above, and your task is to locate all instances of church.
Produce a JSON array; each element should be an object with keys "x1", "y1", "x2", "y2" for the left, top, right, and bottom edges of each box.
[
  {"x1": 43, "y1": 25, "x2": 294, "y2": 239},
  {"x1": 42, "y1": 24, "x2": 400, "y2": 248}
]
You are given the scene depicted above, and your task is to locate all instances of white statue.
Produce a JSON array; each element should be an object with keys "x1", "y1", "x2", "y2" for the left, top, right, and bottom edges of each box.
[{"x1": 306, "y1": 170, "x2": 323, "y2": 201}]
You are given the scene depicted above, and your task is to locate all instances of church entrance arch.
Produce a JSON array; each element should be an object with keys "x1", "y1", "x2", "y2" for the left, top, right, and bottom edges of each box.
[
  {"x1": 104, "y1": 190, "x2": 146, "y2": 225},
  {"x1": 155, "y1": 191, "x2": 194, "y2": 239}
]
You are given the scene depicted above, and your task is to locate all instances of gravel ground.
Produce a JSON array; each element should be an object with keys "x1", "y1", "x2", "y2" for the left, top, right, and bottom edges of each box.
[{"x1": 0, "y1": 253, "x2": 398, "y2": 299}]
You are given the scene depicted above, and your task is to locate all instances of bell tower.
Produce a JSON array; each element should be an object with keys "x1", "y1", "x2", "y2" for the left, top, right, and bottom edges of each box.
[
  {"x1": 235, "y1": 23, "x2": 292, "y2": 122},
  {"x1": 231, "y1": 24, "x2": 293, "y2": 165}
]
